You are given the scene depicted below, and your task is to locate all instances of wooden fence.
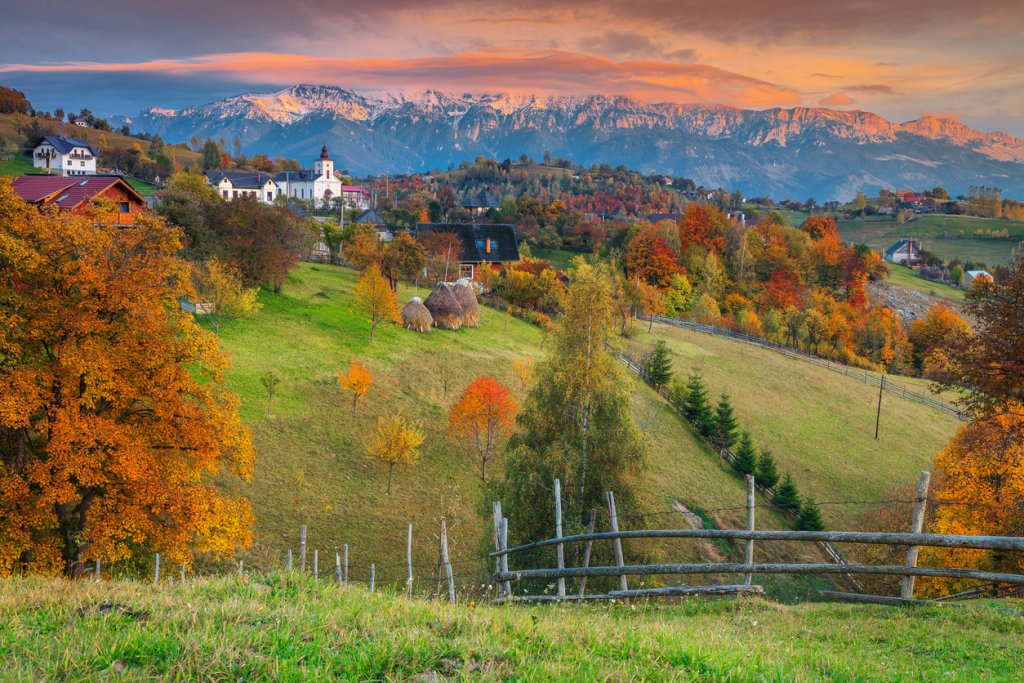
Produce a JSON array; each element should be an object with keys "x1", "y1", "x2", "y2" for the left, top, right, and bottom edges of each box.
[
  {"x1": 637, "y1": 314, "x2": 965, "y2": 420},
  {"x1": 490, "y1": 479, "x2": 1024, "y2": 606}
]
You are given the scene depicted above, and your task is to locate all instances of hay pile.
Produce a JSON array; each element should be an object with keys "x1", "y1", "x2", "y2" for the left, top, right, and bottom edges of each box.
[
  {"x1": 424, "y1": 282, "x2": 464, "y2": 330},
  {"x1": 453, "y1": 278, "x2": 480, "y2": 327},
  {"x1": 401, "y1": 296, "x2": 433, "y2": 333}
]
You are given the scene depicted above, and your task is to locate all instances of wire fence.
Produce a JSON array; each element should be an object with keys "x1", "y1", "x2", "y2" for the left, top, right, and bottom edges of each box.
[{"x1": 637, "y1": 314, "x2": 966, "y2": 420}]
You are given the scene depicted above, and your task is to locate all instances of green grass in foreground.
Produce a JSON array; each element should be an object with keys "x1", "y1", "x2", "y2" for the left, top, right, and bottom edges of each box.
[{"x1": 1, "y1": 575, "x2": 1021, "y2": 681}]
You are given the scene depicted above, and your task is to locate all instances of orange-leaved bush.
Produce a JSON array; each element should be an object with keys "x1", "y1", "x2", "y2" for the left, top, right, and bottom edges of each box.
[
  {"x1": 0, "y1": 178, "x2": 255, "y2": 577},
  {"x1": 338, "y1": 360, "x2": 373, "y2": 415},
  {"x1": 448, "y1": 376, "x2": 518, "y2": 481}
]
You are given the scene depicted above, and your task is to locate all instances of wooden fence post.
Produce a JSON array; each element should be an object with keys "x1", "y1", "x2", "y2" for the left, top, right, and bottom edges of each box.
[
  {"x1": 343, "y1": 544, "x2": 349, "y2": 586},
  {"x1": 406, "y1": 522, "x2": 414, "y2": 599},
  {"x1": 313, "y1": 549, "x2": 319, "y2": 581},
  {"x1": 901, "y1": 470, "x2": 932, "y2": 599},
  {"x1": 370, "y1": 564, "x2": 375, "y2": 592},
  {"x1": 554, "y1": 478, "x2": 566, "y2": 600},
  {"x1": 299, "y1": 525, "x2": 307, "y2": 573},
  {"x1": 492, "y1": 502, "x2": 506, "y2": 599},
  {"x1": 335, "y1": 550, "x2": 342, "y2": 584},
  {"x1": 577, "y1": 509, "x2": 597, "y2": 598},
  {"x1": 287, "y1": 549, "x2": 293, "y2": 572},
  {"x1": 605, "y1": 491, "x2": 628, "y2": 594},
  {"x1": 94, "y1": 559, "x2": 100, "y2": 583},
  {"x1": 745, "y1": 474, "x2": 756, "y2": 586},
  {"x1": 180, "y1": 563, "x2": 186, "y2": 585},
  {"x1": 875, "y1": 374, "x2": 885, "y2": 439},
  {"x1": 441, "y1": 517, "x2": 455, "y2": 604},
  {"x1": 154, "y1": 553, "x2": 160, "y2": 585},
  {"x1": 500, "y1": 517, "x2": 512, "y2": 599}
]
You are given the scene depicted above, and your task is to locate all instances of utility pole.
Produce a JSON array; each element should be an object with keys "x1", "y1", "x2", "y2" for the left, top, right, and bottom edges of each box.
[{"x1": 875, "y1": 374, "x2": 885, "y2": 439}]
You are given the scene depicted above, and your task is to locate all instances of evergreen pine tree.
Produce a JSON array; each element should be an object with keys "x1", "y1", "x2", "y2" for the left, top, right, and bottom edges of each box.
[
  {"x1": 754, "y1": 447, "x2": 780, "y2": 489},
  {"x1": 713, "y1": 393, "x2": 739, "y2": 450},
  {"x1": 643, "y1": 340, "x2": 673, "y2": 387},
  {"x1": 683, "y1": 372, "x2": 714, "y2": 438},
  {"x1": 795, "y1": 498, "x2": 825, "y2": 531},
  {"x1": 732, "y1": 431, "x2": 757, "y2": 475},
  {"x1": 772, "y1": 473, "x2": 801, "y2": 511}
]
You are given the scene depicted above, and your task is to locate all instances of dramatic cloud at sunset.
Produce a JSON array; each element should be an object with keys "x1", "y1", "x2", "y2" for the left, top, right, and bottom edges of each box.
[{"x1": 2, "y1": 0, "x2": 1022, "y2": 133}]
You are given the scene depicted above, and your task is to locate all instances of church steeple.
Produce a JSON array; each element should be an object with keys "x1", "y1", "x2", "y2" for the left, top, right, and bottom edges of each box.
[
  {"x1": 320, "y1": 142, "x2": 330, "y2": 160},
  {"x1": 314, "y1": 141, "x2": 334, "y2": 179}
]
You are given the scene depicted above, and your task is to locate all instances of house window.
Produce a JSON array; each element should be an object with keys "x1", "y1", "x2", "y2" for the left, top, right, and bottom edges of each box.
[
  {"x1": 267, "y1": 192, "x2": 273, "y2": 202},
  {"x1": 223, "y1": 190, "x2": 228, "y2": 198},
  {"x1": 119, "y1": 202, "x2": 130, "y2": 213},
  {"x1": 459, "y1": 264, "x2": 474, "y2": 279},
  {"x1": 80, "y1": 161, "x2": 85, "y2": 166},
  {"x1": 475, "y1": 239, "x2": 485, "y2": 249}
]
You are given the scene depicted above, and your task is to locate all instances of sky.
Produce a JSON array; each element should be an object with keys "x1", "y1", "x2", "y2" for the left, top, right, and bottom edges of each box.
[{"x1": 2, "y1": 1, "x2": 1023, "y2": 135}]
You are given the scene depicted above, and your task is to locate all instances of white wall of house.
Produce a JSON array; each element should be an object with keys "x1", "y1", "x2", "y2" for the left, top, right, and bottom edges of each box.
[{"x1": 33, "y1": 142, "x2": 97, "y2": 177}]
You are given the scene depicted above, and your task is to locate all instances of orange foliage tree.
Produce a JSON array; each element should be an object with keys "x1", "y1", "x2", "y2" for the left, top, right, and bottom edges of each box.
[
  {"x1": 448, "y1": 376, "x2": 519, "y2": 481},
  {"x1": 922, "y1": 410, "x2": 1024, "y2": 591},
  {"x1": 799, "y1": 216, "x2": 838, "y2": 240},
  {"x1": 0, "y1": 179, "x2": 255, "y2": 577},
  {"x1": 352, "y1": 265, "x2": 401, "y2": 343},
  {"x1": 908, "y1": 303, "x2": 971, "y2": 376},
  {"x1": 338, "y1": 360, "x2": 373, "y2": 415}
]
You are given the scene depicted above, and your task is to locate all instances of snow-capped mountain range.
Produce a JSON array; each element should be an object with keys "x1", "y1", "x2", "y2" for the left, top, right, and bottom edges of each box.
[{"x1": 118, "y1": 84, "x2": 1024, "y2": 199}]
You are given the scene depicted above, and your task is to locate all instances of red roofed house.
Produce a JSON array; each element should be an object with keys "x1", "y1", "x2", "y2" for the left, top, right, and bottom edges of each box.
[{"x1": 11, "y1": 175, "x2": 147, "y2": 224}]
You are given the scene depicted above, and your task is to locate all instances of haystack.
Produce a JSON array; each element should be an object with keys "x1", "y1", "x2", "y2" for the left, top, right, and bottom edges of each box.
[
  {"x1": 401, "y1": 296, "x2": 433, "y2": 333},
  {"x1": 424, "y1": 282, "x2": 464, "y2": 330},
  {"x1": 453, "y1": 278, "x2": 480, "y2": 327}
]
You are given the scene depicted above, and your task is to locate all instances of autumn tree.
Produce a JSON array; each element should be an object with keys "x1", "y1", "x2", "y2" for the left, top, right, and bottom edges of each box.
[
  {"x1": 449, "y1": 376, "x2": 519, "y2": 481},
  {"x1": 193, "y1": 258, "x2": 262, "y2": 336},
  {"x1": 908, "y1": 303, "x2": 971, "y2": 376},
  {"x1": 352, "y1": 265, "x2": 401, "y2": 343},
  {"x1": 930, "y1": 258, "x2": 1024, "y2": 417},
  {"x1": 381, "y1": 231, "x2": 427, "y2": 289},
  {"x1": 512, "y1": 360, "x2": 533, "y2": 399},
  {"x1": 502, "y1": 261, "x2": 646, "y2": 546},
  {"x1": 367, "y1": 416, "x2": 424, "y2": 493},
  {"x1": 637, "y1": 281, "x2": 666, "y2": 331},
  {"x1": 663, "y1": 273, "x2": 694, "y2": 317},
  {"x1": 342, "y1": 226, "x2": 383, "y2": 269},
  {"x1": 0, "y1": 179, "x2": 255, "y2": 576},
  {"x1": 338, "y1": 360, "x2": 373, "y2": 415},
  {"x1": 800, "y1": 216, "x2": 837, "y2": 241},
  {"x1": 260, "y1": 370, "x2": 282, "y2": 418}
]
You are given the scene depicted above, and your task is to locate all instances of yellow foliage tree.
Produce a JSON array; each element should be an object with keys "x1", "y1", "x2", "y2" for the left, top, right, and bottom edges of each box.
[
  {"x1": 0, "y1": 178, "x2": 255, "y2": 576},
  {"x1": 512, "y1": 359, "x2": 533, "y2": 399},
  {"x1": 367, "y1": 416, "x2": 424, "y2": 493},
  {"x1": 193, "y1": 258, "x2": 262, "y2": 336},
  {"x1": 338, "y1": 360, "x2": 373, "y2": 415},
  {"x1": 352, "y1": 265, "x2": 401, "y2": 343}
]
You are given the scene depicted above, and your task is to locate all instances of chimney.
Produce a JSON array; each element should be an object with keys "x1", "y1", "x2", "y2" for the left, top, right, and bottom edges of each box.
[{"x1": 486, "y1": 238, "x2": 492, "y2": 255}]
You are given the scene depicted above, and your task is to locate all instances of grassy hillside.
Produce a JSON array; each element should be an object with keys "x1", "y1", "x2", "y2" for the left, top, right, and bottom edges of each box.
[
  {"x1": 205, "y1": 263, "x2": 959, "y2": 590},
  {"x1": 2, "y1": 575, "x2": 1021, "y2": 681},
  {"x1": 836, "y1": 214, "x2": 1024, "y2": 266},
  {"x1": 885, "y1": 263, "x2": 966, "y2": 306},
  {"x1": 623, "y1": 321, "x2": 961, "y2": 529},
  {"x1": 0, "y1": 112, "x2": 202, "y2": 175},
  {"x1": 216, "y1": 263, "x2": 816, "y2": 587}
]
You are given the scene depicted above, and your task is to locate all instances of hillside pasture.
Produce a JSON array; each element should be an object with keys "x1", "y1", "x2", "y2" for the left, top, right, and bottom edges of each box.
[{"x1": 624, "y1": 320, "x2": 961, "y2": 530}]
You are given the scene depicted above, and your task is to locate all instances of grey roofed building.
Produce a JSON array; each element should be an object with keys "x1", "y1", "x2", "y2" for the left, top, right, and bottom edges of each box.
[
  {"x1": 40, "y1": 135, "x2": 98, "y2": 156},
  {"x1": 415, "y1": 223, "x2": 520, "y2": 264},
  {"x1": 461, "y1": 189, "x2": 501, "y2": 211},
  {"x1": 355, "y1": 208, "x2": 387, "y2": 225},
  {"x1": 204, "y1": 170, "x2": 276, "y2": 190}
]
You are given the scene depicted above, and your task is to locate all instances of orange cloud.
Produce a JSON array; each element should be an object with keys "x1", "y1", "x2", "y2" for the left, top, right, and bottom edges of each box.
[
  {"x1": 820, "y1": 92, "x2": 857, "y2": 107},
  {"x1": 0, "y1": 50, "x2": 801, "y2": 109}
]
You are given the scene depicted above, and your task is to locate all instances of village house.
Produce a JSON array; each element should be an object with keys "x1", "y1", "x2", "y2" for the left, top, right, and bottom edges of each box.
[
  {"x1": 884, "y1": 238, "x2": 921, "y2": 264},
  {"x1": 11, "y1": 174, "x2": 147, "y2": 223},
  {"x1": 274, "y1": 144, "x2": 343, "y2": 208},
  {"x1": 415, "y1": 223, "x2": 520, "y2": 279},
  {"x1": 204, "y1": 170, "x2": 279, "y2": 203},
  {"x1": 461, "y1": 189, "x2": 500, "y2": 216},
  {"x1": 964, "y1": 270, "x2": 993, "y2": 288},
  {"x1": 354, "y1": 208, "x2": 393, "y2": 241},
  {"x1": 32, "y1": 136, "x2": 98, "y2": 177}
]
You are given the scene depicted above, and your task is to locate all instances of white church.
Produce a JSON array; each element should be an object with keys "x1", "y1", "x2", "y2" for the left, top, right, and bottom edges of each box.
[{"x1": 274, "y1": 144, "x2": 342, "y2": 208}]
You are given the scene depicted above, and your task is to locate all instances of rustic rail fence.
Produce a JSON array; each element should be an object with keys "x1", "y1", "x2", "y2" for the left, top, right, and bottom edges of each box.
[
  {"x1": 490, "y1": 478, "x2": 1024, "y2": 606},
  {"x1": 636, "y1": 314, "x2": 965, "y2": 420}
]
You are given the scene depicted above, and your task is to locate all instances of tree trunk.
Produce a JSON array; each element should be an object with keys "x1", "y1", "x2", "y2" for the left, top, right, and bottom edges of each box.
[
  {"x1": 481, "y1": 456, "x2": 487, "y2": 482},
  {"x1": 369, "y1": 322, "x2": 376, "y2": 344},
  {"x1": 352, "y1": 394, "x2": 358, "y2": 416},
  {"x1": 387, "y1": 463, "x2": 394, "y2": 494}
]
